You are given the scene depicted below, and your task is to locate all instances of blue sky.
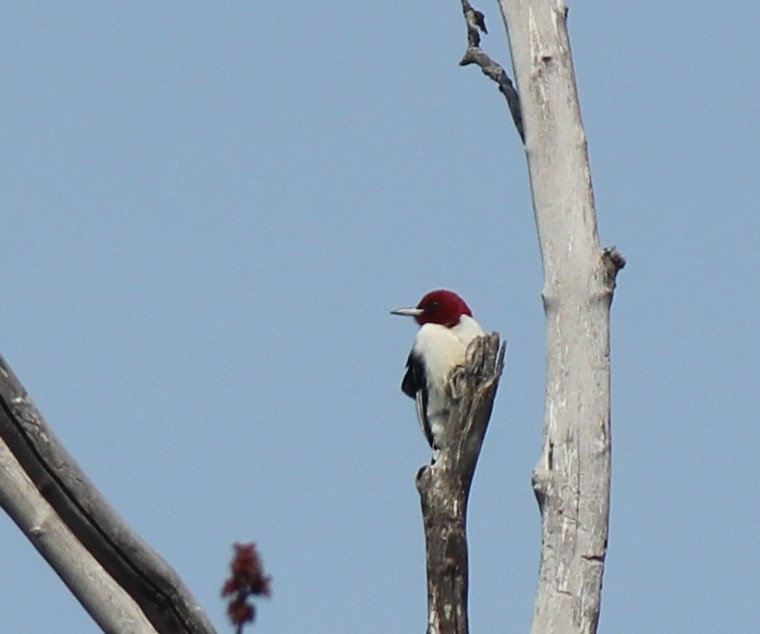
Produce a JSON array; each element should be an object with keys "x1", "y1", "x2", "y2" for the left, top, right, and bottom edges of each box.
[{"x1": 2, "y1": 2, "x2": 758, "y2": 632}]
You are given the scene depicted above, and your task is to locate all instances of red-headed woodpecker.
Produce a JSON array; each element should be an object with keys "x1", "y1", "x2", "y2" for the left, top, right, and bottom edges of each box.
[{"x1": 391, "y1": 289, "x2": 485, "y2": 448}]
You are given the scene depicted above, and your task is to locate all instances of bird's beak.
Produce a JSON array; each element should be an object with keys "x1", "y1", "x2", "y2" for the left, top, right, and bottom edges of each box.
[{"x1": 390, "y1": 307, "x2": 424, "y2": 317}]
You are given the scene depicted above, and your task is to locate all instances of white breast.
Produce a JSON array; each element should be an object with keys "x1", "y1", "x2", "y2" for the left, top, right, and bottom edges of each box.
[{"x1": 413, "y1": 315, "x2": 485, "y2": 395}]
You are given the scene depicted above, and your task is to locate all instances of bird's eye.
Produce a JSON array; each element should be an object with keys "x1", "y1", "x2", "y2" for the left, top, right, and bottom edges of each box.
[{"x1": 427, "y1": 301, "x2": 440, "y2": 311}]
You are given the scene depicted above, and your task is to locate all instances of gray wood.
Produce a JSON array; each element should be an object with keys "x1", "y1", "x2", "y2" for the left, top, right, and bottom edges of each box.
[
  {"x1": 417, "y1": 334, "x2": 506, "y2": 634},
  {"x1": 0, "y1": 355, "x2": 216, "y2": 633},
  {"x1": 495, "y1": 1, "x2": 626, "y2": 631}
]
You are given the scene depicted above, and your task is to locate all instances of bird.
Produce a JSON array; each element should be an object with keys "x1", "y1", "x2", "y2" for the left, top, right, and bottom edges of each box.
[{"x1": 391, "y1": 289, "x2": 485, "y2": 449}]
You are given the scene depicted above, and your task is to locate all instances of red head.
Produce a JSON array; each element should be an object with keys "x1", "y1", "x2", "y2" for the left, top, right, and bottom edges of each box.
[{"x1": 391, "y1": 289, "x2": 473, "y2": 327}]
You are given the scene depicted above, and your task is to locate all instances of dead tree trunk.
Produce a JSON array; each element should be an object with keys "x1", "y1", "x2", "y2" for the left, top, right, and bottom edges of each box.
[
  {"x1": 417, "y1": 334, "x2": 506, "y2": 634},
  {"x1": 493, "y1": 1, "x2": 625, "y2": 631},
  {"x1": 454, "y1": 0, "x2": 625, "y2": 628}
]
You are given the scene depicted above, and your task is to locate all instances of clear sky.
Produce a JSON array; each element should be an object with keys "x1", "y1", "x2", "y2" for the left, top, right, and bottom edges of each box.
[{"x1": 2, "y1": 2, "x2": 758, "y2": 632}]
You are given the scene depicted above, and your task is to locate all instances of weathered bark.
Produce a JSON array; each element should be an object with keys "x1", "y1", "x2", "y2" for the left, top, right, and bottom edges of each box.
[
  {"x1": 417, "y1": 334, "x2": 505, "y2": 634},
  {"x1": 492, "y1": 1, "x2": 625, "y2": 631},
  {"x1": 0, "y1": 435, "x2": 157, "y2": 633},
  {"x1": 0, "y1": 354, "x2": 216, "y2": 634}
]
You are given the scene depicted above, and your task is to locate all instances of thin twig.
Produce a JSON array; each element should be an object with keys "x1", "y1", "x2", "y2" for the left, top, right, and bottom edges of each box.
[{"x1": 458, "y1": 0, "x2": 524, "y2": 142}]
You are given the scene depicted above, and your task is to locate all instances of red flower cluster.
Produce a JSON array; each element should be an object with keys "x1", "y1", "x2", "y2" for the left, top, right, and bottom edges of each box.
[{"x1": 221, "y1": 543, "x2": 271, "y2": 630}]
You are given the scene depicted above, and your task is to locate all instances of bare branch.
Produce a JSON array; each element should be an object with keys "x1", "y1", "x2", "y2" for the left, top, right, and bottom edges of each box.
[
  {"x1": 458, "y1": 0, "x2": 524, "y2": 142},
  {"x1": 417, "y1": 334, "x2": 506, "y2": 634},
  {"x1": 0, "y1": 432, "x2": 158, "y2": 633},
  {"x1": 0, "y1": 354, "x2": 216, "y2": 634}
]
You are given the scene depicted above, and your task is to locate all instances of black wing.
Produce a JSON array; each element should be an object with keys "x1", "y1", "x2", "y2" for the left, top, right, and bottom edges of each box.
[
  {"x1": 401, "y1": 352, "x2": 433, "y2": 447},
  {"x1": 401, "y1": 351, "x2": 424, "y2": 398}
]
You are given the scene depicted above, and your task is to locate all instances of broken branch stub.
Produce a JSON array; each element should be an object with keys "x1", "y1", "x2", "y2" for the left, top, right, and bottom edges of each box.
[{"x1": 416, "y1": 333, "x2": 505, "y2": 634}]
